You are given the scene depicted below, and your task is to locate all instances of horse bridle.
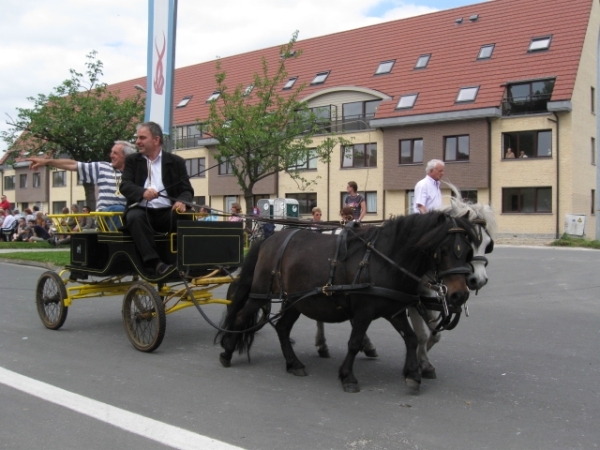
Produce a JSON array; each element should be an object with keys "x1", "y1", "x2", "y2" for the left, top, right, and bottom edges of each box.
[{"x1": 418, "y1": 218, "x2": 493, "y2": 332}]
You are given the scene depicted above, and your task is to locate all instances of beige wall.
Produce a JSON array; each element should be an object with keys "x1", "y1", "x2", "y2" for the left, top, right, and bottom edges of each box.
[
  {"x1": 564, "y1": 0, "x2": 600, "y2": 238},
  {"x1": 277, "y1": 129, "x2": 385, "y2": 221},
  {"x1": 490, "y1": 115, "x2": 557, "y2": 237}
]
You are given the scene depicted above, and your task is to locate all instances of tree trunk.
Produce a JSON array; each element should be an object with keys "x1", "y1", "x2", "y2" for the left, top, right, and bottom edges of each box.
[{"x1": 83, "y1": 183, "x2": 97, "y2": 211}]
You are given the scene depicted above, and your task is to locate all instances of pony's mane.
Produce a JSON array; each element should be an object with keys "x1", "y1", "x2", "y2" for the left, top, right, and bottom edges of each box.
[{"x1": 442, "y1": 181, "x2": 497, "y2": 237}]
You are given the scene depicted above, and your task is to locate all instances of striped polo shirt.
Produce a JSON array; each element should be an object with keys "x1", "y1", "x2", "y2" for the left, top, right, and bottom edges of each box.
[{"x1": 77, "y1": 161, "x2": 126, "y2": 211}]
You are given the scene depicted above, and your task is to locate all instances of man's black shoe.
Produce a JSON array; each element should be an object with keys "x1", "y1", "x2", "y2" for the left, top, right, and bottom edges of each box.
[{"x1": 155, "y1": 262, "x2": 174, "y2": 276}]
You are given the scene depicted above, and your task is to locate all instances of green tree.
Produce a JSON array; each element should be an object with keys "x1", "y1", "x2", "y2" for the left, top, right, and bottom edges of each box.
[
  {"x1": 205, "y1": 32, "x2": 349, "y2": 214},
  {"x1": 1, "y1": 51, "x2": 145, "y2": 210}
]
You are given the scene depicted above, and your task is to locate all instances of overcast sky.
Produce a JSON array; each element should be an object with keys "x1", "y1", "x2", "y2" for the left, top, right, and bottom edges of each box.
[{"x1": 0, "y1": 0, "x2": 484, "y2": 153}]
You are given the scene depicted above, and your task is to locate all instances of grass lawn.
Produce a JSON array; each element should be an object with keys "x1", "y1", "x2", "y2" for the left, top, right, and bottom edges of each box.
[
  {"x1": 550, "y1": 234, "x2": 600, "y2": 249},
  {"x1": 0, "y1": 241, "x2": 55, "y2": 250},
  {"x1": 0, "y1": 251, "x2": 70, "y2": 266}
]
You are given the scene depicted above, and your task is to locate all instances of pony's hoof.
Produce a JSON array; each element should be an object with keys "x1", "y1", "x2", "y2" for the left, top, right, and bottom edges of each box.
[
  {"x1": 288, "y1": 366, "x2": 307, "y2": 376},
  {"x1": 342, "y1": 382, "x2": 360, "y2": 393},
  {"x1": 363, "y1": 348, "x2": 379, "y2": 358},
  {"x1": 219, "y1": 353, "x2": 231, "y2": 368},
  {"x1": 421, "y1": 368, "x2": 437, "y2": 379},
  {"x1": 405, "y1": 378, "x2": 421, "y2": 394},
  {"x1": 318, "y1": 348, "x2": 331, "y2": 358}
]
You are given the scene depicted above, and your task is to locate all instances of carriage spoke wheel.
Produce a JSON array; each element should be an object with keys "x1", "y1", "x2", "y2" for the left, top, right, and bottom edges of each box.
[
  {"x1": 36, "y1": 271, "x2": 68, "y2": 330},
  {"x1": 122, "y1": 281, "x2": 166, "y2": 352}
]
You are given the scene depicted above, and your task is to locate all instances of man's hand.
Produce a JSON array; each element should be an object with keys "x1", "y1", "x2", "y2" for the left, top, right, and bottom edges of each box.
[
  {"x1": 25, "y1": 157, "x2": 49, "y2": 170},
  {"x1": 143, "y1": 188, "x2": 159, "y2": 201},
  {"x1": 172, "y1": 201, "x2": 186, "y2": 213}
]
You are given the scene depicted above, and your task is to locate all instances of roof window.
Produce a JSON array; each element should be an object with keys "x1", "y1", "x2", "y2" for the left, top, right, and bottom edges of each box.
[
  {"x1": 456, "y1": 86, "x2": 479, "y2": 103},
  {"x1": 375, "y1": 60, "x2": 395, "y2": 75},
  {"x1": 414, "y1": 54, "x2": 431, "y2": 69},
  {"x1": 283, "y1": 77, "x2": 298, "y2": 90},
  {"x1": 243, "y1": 85, "x2": 254, "y2": 96},
  {"x1": 529, "y1": 36, "x2": 552, "y2": 52},
  {"x1": 478, "y1": 44, "x2": 494, "y2": 59},
  {"x1": 176, "y1": 96, "x2": 192, "y2": 108},
  {"x1": 311, "y1": 71, "x2": 330, "y2": 85},
  {"x1": 396, "y1": 94, "x2": 418, "y2": 109},
  {"x1": 206, "y1": 91, "x2": 220, "y2": 102}
]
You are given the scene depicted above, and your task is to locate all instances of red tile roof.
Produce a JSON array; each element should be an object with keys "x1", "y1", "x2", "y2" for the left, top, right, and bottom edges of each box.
[{"x1": 110, "y1": 0, "x2": 592, "y2": 126}]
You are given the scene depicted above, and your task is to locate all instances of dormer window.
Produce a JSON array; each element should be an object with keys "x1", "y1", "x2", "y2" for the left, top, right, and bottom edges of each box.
[
  {"x1": 478, "y1": 44, "x2": 495, "y2": 59},
  {"x1": 207, "y1": 91, "x2": 220, "y2": 102},
  {"x1": 414, "y1": 54, "x2": 431, "y2": 69},
  {"x1": 529, "y1": 36, "x2": 552, "y2": 52},
  {"x1": 396, "y1": 93, "x2": 418, "y2": 109},
  {"x1": 311, "y1": 71, "x2": 330, "y2": 85},
  {"x1": 375, "y1": 60, "x2": 395, "y2": 75},
  {"x1": 283, "y1": 77, "x2": 298, "y2": 90},
  {"x1": 456, "y1": 86, "x2": 479, "y2": 103},
  {"x1": 176, "y1": 96, "x2": 192, "y2": 108}
]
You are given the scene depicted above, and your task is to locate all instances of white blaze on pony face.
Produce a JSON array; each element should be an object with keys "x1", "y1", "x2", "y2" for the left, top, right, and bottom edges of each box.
[{"x1": 466, "y1": 224, "x2": 492, "y2": 291}]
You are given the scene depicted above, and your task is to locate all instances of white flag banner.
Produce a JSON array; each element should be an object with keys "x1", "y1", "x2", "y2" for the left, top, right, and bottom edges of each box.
[{"x1": 146, "y1": 0, "x2": 177, "y2": 135}]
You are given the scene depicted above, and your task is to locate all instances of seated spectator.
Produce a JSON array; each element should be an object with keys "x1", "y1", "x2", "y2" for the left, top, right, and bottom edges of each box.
[
  {"x1": 505, "y1": 148, "x2": 515, "y2": 159},
  {"x1": 68, "y1": 204, "x2": 79, "y2": 229},
  {"x1": 228, "y1": 203, "x2": 243, "y2": 222},
  {"x1": 14, "y1": 218, "x2": 33, "y2": 242},
  {"x1": 24, "y1": 208, "x2": 35, "y2": 223},
  {"x1": 1, "y1": 209, "x2": 17, "y2": 241},
  {"x1": 519, "y1": 150, "x2": 528, "y2": 158},
  {"x1": 12, "y1": 217, "x2": 27, "y2": 240},
  {"x1": 78, "y1": 205, "x2": 97, "y2": 231},
  {"x1": 29, "y1": 215, "x2": 52, "y2": 242},
  {"x1": 197, "y1": 205, "x2": 218, "y2": 221}
]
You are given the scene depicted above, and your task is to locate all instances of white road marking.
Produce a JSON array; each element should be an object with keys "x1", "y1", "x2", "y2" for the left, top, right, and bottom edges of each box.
[{"x1": 0, "y1": 366, "x2": 246, "y2": 450}]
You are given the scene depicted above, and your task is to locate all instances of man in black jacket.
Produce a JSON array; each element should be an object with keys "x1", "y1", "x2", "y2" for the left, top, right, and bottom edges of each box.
[{"x1": 120, "y1": 121, "x2": 194, "y2": 276}]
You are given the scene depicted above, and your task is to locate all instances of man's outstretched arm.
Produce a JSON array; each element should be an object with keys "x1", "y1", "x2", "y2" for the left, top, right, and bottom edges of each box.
[{"x1": 26, "y1": 157, "x2": 78, "y2": 171}]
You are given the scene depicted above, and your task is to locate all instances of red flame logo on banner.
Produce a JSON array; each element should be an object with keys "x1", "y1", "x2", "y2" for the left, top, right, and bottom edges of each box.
[{"x1": 153, "y1": 32, "x2": 166, "y2": 95}]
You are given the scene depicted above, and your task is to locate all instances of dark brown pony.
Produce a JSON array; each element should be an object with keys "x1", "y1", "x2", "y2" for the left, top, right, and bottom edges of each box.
[{"x1": 216, "y1": 212, "x2": 479, "y2": 393}]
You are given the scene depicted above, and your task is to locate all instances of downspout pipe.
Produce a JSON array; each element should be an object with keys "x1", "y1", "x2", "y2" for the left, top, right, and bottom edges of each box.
[
  {"x1": 486, "y1": 118, "x2": 492, "y2": 207},
  {"x1": 596, "y1": 29, "x2": 600, "y2": 239},
  {"x1": 549, "y1": 113, "x2": 560, "y2": 239}
]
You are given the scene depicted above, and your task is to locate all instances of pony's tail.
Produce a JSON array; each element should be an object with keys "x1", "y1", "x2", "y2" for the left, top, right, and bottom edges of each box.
[{"x1": 215, "y1": 239, "x2": 264, "y2": 355}]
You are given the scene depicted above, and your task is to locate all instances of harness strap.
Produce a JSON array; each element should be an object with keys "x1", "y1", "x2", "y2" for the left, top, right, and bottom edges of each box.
[
  {"x1": 266, "y1": 229, "x2": 302, "y2": 300},
  {"x1": 351, "y1": 229, "x2": 380, "y2": 285},
  {"x1": 324, "y1": 228, "x2": 347, "y2": 293}
]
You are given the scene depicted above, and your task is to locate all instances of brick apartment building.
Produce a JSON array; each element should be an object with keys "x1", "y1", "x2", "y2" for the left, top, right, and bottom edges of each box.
[{"x1": 2, "y1": 0, "x2": 599, "y2": 239}]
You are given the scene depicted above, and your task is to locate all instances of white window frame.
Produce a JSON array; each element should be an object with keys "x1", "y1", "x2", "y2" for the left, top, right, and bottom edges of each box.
[
  {"x1": 397, "y1": 94, "x2": 418, "y2": 109},
  {"x1": 456, "y1": 86, "x2": 479, "y2": 103}
]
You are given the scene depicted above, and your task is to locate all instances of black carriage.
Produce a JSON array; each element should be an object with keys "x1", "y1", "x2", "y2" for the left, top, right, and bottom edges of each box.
[{"x1": 35, "y1": 212, "x2": 243, "y2": 352}]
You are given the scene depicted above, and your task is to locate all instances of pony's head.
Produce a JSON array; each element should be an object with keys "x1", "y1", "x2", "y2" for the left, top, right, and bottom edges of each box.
[
  {"x1": 413, "y1": 213, "x2": 479, "y2": 309},
  {"x1": 443, "y1": 184, "x2": 496, "y2": 291}
]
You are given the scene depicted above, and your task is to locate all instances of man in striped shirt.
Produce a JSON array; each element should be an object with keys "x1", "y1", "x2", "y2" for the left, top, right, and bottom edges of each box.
[{"x1": 27, "y1": 141, "x2": 137, "y2": 216}]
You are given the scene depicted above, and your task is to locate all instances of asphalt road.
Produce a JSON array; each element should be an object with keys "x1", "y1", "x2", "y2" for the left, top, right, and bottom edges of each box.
[{"x1": 0, "y1": 246, "x2": 599, "y2": 450}]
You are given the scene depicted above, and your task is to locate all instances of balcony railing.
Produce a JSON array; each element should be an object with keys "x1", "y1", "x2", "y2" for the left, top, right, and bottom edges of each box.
[
  {"x1": 502, "y1": 94, "x2": 552, "y2": 116},
  {"x1": 309, "y1": 115, "x2": 376, "y2": 135},
  {"x1": 172, "y1": 134, "x2": 208, "y2": 150}
]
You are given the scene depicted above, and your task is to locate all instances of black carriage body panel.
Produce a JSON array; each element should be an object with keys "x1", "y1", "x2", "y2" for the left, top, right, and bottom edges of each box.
[
  {"x1": 65, "y1": 221, "x2": 243, "y2": 280},
  {"x1": 177, "y1": 221, "x2": 243, "y2": 269}
]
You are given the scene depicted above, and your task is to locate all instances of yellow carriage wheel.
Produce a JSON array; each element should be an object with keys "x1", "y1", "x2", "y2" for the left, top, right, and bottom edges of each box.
[
  {"x1": 36, "y1": 271, "x2": 68, "y2": 330},
  {"x1": 122, "y1": 281, "x2": 166, "y2": 352}
]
